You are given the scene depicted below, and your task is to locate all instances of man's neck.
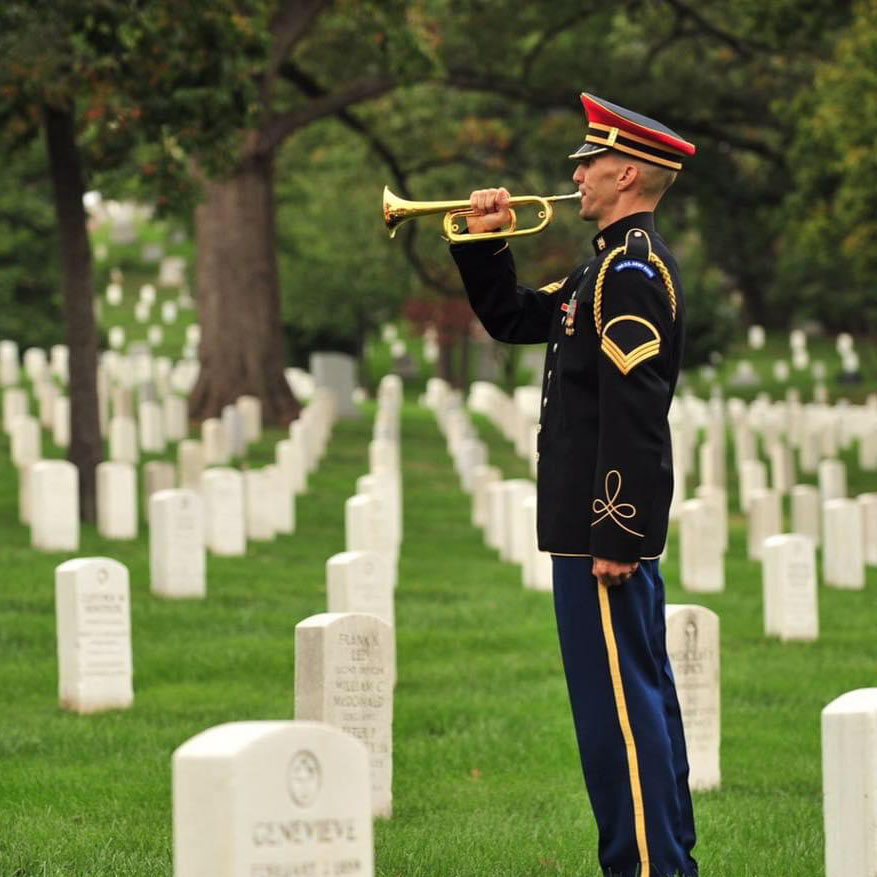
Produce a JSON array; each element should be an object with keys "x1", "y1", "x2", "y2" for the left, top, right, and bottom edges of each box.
[{"x1": 597, "y1": 199, "x2": 658, "y2": 230}]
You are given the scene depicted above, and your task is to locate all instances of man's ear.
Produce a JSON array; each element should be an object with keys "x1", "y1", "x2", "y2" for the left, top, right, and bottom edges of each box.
[{"x1": 616, "y1": 162, "x2": 639, "y2": 192}]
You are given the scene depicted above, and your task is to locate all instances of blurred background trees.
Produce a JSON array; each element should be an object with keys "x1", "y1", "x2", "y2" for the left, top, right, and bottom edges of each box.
[{"x1": 1, "y1": 0, "x2": 875, "y2": 419}]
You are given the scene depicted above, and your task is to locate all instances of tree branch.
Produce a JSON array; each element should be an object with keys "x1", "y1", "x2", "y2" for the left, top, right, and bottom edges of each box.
[
  {"x1": 278, "y1": 61, "x2": 462, "y2": 294},
  {"x1": 258, "y1": 75, "x2": 397, "y2": 154},
  {"x1": 658, "y1": 0, "x2": 771, "y2": 56},
  {"x1": 521, "y1": 12, "x2": 592, "y2": 79},
  {"x1": 262, "y1": 0, "x2": 333, "y2": 104}
]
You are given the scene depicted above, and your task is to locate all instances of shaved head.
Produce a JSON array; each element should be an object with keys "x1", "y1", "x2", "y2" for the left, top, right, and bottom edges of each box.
[{"x1": 632, "y1": 159, "x2": 677, "y2": 201}]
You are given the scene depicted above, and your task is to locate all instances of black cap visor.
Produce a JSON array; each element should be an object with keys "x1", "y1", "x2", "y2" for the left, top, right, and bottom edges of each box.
[{"x1": 568, "y1": 142, "x2": 609, "y2": 161}]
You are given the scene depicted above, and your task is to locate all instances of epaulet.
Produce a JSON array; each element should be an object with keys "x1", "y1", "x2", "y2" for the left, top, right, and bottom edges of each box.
[
  {"x1": 623, "y1": 227, "x2": 653, "y2": 261},
  {"x1": 593, "y1": 228, "x2": 676, "y2": 336},
  {"x1": 539, "y1": 276, "x2": 567, "y2": 295}
]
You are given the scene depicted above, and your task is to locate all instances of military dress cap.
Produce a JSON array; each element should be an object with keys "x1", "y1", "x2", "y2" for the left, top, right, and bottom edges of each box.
[{"x1": 568, "y1": 93, "x2": 696, "y2": 171}]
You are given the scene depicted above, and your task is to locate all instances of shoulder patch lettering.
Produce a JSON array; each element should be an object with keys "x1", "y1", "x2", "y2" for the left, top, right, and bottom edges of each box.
[
  {"x1": 539, "y1": 277, "x2": 567, "y2": 295},
  {"x1": 600, "y1": 314, "x2": 661, "y2": 375},
  {"x1": 613, "y1": 259, "x2": 656, "y2": 279}
]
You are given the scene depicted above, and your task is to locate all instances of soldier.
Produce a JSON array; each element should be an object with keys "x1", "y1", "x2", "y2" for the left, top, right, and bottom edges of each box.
[{"x1": 449, "y1": 94, "x2": 699, "y2": 877}]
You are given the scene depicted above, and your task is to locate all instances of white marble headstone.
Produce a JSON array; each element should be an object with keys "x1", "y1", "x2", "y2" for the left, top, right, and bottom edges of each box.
[
  {"x1": 31, "y1": 461, "x2": 79, "y2": 551},
  {"x1": 236, "y1": 395, "x2": 262, "y2": 443},
  {"x1": 344, "y1": 495, "x2": 395, "y2": 588},
  {"x1": 173, "y1": 721, "x2": 373, "y2": 877},
  {"x1": 178, "y1": 439, "x2": 205, "y2": 489},
  {"x1": 276, "y1": 438, "x2": 307, "y2": 496},
  {"x1": 822, "y1": 689, "x2": 877, "y2": 877},
  {"x1": 109, "y1": 416, "x2": 139, "y2": 464},
  {"x1": 471, "y1": 464, "x2": 501, "y2": 530},
  {"x1": 163, "y1": 394, "x2": 188, "y2": 442},
  {"x1": 150, "y1": 489, "x2": 206, "y2": 599},
  {"x1": 791, "y1": 484, "x2": 821, "y2": 547},
  {"x1": 739, "y1": 459, "x2": 767, "y2": 513},
  {"x1": 762, "y1": 534, "x2": 818, "y2": 641},
  {"x1": 2, "y1": 386, "x2": 28, "y2": 434},
  {"x1": 295, "y1": 613, "x2": 394, "y2": 819},
  {"x1": 502, "y1": 479, "x2": 537, "y2": 565},
  {"x1": 326, "y1": 551, "x2": 394, "y2": 628},
  {"x1": 818, "y1": 458, "x2": 847, "y2": 503},
  {"x1": 666, "y1": 604, "x2": 721, "y2": 792},
  {"x1": 52, "y1": 396, "x2": 71, "y2": 448},
  {"x1": 265, "y1": 464, "x2": 294, "y2": 535},
  {"x1": 143, "y1": 461, "x2": 176, "y2": 522},
  {"x1": 222, "y1": 405, "x2": 246, "y2": 459},
  {"x1": 202, "y1": 418, "x2": 230, "y2": 466},
  {"x1": 747, "y1": 488, "x2": 782, "y2": 561},
  {"x1": 310, "y1": 352, "x2": 358, "y2": 418},
  {"x1": 680, "y1": 499, "x2": 725, "y2": 592},
  {"x1": 11, "y1": 415, "x2": 41, "y2": 469},
  {"x1": 822, "y1": 499, "x2": 864, "y2": 589},
  {"x1": 244, "y1": 468, "x2": 276, "y2": 542},
  {"x1": 97, "y1": 462, "x2": 138, "y2": 540},
  {"x1": 55, "y1": 557, "x2": 133, "y2": 713},
  {"x1": 521, "y1": 495, "x2": 552, "y2": 591},
  {"x1": 23, "y1": 346, "x2": 48, "y2": 382},
  {"x1": 201, "y1": 468, "x2": 246, "y2": 556},
  {"x1": 857, "y1": 493, "x2": 877, "y2": 566},
  {"x1": 0, "y1": 339, "x2": 20, "y2": 386}
]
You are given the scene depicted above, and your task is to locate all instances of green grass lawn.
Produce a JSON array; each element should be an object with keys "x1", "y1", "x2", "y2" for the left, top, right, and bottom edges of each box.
[{"x1": 2, "y1": 393, "x2": 877, "y2": 876}]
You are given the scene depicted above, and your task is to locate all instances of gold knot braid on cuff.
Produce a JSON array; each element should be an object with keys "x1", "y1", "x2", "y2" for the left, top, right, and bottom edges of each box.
[{"x1": 591, "y1": 469, "x2": 644, "y2": 537}]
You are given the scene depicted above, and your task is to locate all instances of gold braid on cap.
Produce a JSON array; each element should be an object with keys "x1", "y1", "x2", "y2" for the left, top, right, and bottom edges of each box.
[{"x1": 593, "y1": 236, "x2": 677, "y2": 336}]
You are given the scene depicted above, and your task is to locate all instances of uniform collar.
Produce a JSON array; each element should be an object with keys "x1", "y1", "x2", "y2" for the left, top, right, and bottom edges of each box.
[{"x1": 592, "y1": 212, "x2": 656, "y2": 255}]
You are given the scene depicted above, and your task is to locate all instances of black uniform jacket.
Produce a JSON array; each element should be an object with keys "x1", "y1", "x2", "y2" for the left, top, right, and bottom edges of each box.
[{"x1": 451, "y1": 211, "x2": 684, "y2": 562}]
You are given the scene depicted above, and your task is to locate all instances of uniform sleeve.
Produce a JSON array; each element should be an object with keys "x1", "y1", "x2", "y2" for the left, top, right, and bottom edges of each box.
[
  {"x1": 450, "y1": 239, "x2": 558, "y2": 344},
  {"x1": 589, "y1": 264, "x2": 674, "y2": 562}
]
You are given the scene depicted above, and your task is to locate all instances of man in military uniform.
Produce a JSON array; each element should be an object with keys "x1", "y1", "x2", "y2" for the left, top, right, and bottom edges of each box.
[{"x1": 449, "y1": 94, "x2": 699, "y2": 877}]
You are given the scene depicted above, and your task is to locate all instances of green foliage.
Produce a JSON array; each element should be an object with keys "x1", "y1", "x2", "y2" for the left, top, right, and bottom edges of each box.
[
  {"x1": 0, "y1": 141, "x2": 64, "y2": 349},
  {"x1": 276, "y1": 118, "x2": 415, "y2": 360},
  {"x1": 779, "y1": 0, "x2": 877, "y2": 331},
  {"x1": 0, "y1": 0, "x2": 270, "y2": 214}
]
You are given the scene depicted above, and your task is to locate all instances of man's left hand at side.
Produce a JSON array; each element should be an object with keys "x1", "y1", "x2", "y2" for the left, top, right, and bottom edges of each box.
[{"x1": 592, "y1": 557, "x2": 639, "y2": 587}]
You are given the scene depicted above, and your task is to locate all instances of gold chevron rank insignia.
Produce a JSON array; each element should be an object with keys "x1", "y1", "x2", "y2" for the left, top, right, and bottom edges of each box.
[
  {"x1": 539, "y1": 277, "x2": 567, "y2": 295},
  {"x1": 600, "y1": 314, "x2": 661, "y2": 375}
]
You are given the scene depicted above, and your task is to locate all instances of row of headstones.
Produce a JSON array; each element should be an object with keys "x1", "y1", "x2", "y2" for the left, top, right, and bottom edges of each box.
[
  {"x1": 1, "y1": 333, "x2": 365, "y2": 444},
  {"x1": 424, "y1": 379, "x2": 551, "y2": 594},
  {"x1": 680, "y1": 481, "x2": 877, "y2": 591},
  {"x1": 17, "y1": 389, "x2": 337, "y2": 555},
  {"x1": 671, "y1": 392, "x2": 877, "y2": 491},
  {"x1": 175, "y1": 374, "x2": 407, "y2": 872}
]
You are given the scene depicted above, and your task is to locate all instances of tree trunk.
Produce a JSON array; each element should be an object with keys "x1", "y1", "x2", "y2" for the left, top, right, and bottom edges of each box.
[
  {"x1": 43, "y1": 103, "x2": 101, "y2": 524},
  {"x1": 189, "y1": 152, "x2": 299, "y2": 426}
]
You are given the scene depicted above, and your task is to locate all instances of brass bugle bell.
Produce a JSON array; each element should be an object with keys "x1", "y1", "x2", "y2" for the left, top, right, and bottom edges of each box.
[{"x1": 382, "y1": 186, "x2": 581, "y2": 243}]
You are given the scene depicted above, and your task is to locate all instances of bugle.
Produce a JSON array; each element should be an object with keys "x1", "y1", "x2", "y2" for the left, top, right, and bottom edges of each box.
[{"x1": 382, "y1": 186, "x2": 580, "y2": 243}]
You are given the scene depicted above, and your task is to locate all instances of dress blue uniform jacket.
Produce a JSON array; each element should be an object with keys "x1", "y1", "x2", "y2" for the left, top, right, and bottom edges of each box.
[{"x1": 451, "y1": 211, "x2": 684, "y2": 563}]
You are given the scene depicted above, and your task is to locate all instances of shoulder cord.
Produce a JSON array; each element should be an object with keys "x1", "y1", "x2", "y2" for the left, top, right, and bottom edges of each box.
[{"x1": 593, "y1": 247, "x2": 677, "y2": 336}]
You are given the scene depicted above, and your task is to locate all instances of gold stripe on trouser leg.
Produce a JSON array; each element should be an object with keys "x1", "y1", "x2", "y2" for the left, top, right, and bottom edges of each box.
[{"x1": 597, "y1": 581, "x2": 651, "y2": 876}]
